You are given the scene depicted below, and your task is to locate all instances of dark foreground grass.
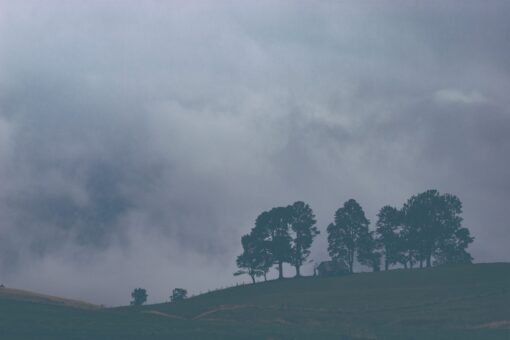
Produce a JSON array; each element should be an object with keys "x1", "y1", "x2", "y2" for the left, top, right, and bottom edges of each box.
[{"x1": 0, "y1": 263, "x2": 509, "y2": 339}]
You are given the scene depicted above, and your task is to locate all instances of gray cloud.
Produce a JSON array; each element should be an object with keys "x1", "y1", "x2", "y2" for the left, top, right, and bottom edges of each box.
[{"x1": 0, "y1": 0, "x2": 509, "y2": 305}]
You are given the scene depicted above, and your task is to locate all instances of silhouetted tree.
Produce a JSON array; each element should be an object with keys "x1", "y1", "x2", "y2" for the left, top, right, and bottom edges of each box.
[
  {"x1": 327, "y1": 199, "x2": 370, "y2": 273},
  {"x1": 395, "y1": 226, "x2": 418, "y2": 269},
  {"x1": 130, "y1": 288, "x2": 147, "y2": 306},
  {"x1": 235, "y1": 233, "x2": 271, "y2": 283},
  {"x1": 357, "y1": 231, "x2": 381, "y2": 272},
  {"x1": 289, "y1": 201, "x2": 319, "y2": 277},
  {"x1": 170, "y1": 288, "x2": 187, "y2": 302},
  {"x1": 253, "y1": 207, "x2": 293, "y2": 279},
  {"x1": 434, "y1": 226, "x2": 474, "y2": 265},
  {"x1": 402, "y1": 190, "x2": 472, "y2": 268},
  {"x1": 235, "y1": 235, "x2": 258, "y2": 284},
  {"x1": 256, "y1": 241, "x2": 273, "y2": 281},
  {"x1": 375, "y1": 206, "x2": 402, "y2": 270}
]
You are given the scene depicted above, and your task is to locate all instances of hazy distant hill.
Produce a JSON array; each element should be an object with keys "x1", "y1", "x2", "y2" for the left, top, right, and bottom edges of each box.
[
  {"x1": 0, "y1": 287, "x2": 98, "y2": 310},
  {"x1": 1, "y1": 263, "x2": 509, "y2": 339}
]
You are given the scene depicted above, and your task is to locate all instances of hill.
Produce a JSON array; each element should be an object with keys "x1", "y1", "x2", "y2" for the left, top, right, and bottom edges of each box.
[
  {"x1": 0, "y1": 263, "x2": 509, "y2": 339},
  {"x1": 0, "y1": 287, "x2": 98, "y2": 310}
]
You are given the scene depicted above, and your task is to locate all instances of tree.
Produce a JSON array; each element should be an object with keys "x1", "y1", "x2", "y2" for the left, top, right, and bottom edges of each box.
[
  {"x1": 396, "y1": 226, "x2": 418, "y2": 269},
  {"x1": 253, "y1": 207, "x2": 293, "y2": 279},
  {"x1": 434, "y1": 227, "x2": 474, "y2": 265},
  {"x1": 402, "y1": 190, "x2": 472, "y2": 268},
  {"x1": 130, "y1": 288, "x2": 147, "y2": 306},
  {"x1": 289, "y1": 201, "x2": 319, "y2": 277},
  {"x1": 327, "y1": 199, "x2": 371, "y2": 273},
  {"x1": 357, "y1": 231, "x2": 381, "y2": 272},
  {"x1": 375, "y1": 206, "x2": 402, "y2": 270},
  {"x1": 234, "y1": 233, "x2": 271, "y2": 283},
  {"x1": 170, "y1": 288, "x2": 187, "y2": 302}
]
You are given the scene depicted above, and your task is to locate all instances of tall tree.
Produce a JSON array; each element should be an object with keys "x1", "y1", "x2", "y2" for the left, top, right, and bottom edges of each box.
[
  {"x1": 375, "y1": 206, "x2": 402, "y2": 270},
  {"x1": 397, "y1": 226, "x2": 418, "y2": 269},
  {"x1": 252, "y1": 207, "x2": 292, "y2": 279},
  {"x1": 327, "y1": 199, "x2": 370, "y2": 273},
  {"x1": 357, "y1": 230, "x2": 381, "y2": 272},
  {"x1": 289, "y1": 201, "x2": 319, "y2": 277},
  {"x1": 255, "y1": 207, "x2": 292, "y2": 279},
  {"x1": 402, "y1": 190, "x2": 472, "y2": 267}
]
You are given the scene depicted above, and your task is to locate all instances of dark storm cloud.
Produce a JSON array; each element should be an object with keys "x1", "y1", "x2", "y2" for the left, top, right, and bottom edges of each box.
[{"x1": 0, "y1": 0, "x2": 509, "y2": 305}]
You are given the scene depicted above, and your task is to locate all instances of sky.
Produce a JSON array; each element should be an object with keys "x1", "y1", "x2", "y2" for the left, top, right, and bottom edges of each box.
[{"x1": 0, "y1": 0, "x2": 509, "y2": 306}]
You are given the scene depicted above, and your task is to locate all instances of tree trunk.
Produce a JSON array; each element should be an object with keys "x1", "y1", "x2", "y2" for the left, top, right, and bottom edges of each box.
[
  {"x1": 278, "y1": 261, "x2": 284, "y2": 279},
  {"x1": 419, "y1": 260, "x2": 423, "y2": 268},
  {"x1": 349, "y1": 250, "x2": 354, "y2": 273},
  {"x1": 295, "y1": 244, "x2": 301, "y2": 278},
  {"x1": 263, "y1": 272, "x2": 267, "y2": 281},
  {"x1": 385, "y1": 258, "x2": 389, "y2": 271},
  {"x1": 250, "y1": 274, "x2": 255, "y2": 284},
  {"x1": 426, "y1": 255, "x2": 431, "y2": 268}
]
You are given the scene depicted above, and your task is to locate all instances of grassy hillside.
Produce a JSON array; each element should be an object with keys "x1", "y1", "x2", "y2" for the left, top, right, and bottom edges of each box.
[
  {"x1": 0, "y1": 263, "x2": 509, "y2": 339},
  {"x1": 0, "y1": 287, "x2": 98, "y2": 309}
]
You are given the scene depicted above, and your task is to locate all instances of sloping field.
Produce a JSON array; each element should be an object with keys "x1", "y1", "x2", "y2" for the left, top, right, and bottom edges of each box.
[
  {"x1": 0, "y1": 287, "x2": 98, "y2": 309},
  {"x1": 0, "y1": 263, "x2": 508, "y2": 339}
]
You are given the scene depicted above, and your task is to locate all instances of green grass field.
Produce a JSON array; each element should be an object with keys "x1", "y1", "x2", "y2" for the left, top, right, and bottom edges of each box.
[{"x1": 1, "y1": 263, "x2": 509, "y2": 339}]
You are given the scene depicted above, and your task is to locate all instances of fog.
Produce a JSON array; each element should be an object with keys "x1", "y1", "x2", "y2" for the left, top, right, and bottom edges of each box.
[{"x1": 0, "y1": 0, "x2": 509, "y2": 305}]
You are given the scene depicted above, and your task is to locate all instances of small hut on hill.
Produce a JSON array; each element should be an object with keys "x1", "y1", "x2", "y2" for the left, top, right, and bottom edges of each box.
[{"x1": 317, "y1": 260, "x2": 350, "y2": 277}]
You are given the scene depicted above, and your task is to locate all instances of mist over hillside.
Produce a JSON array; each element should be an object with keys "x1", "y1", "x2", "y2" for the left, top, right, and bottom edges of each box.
[{"x1": 0, "y1": 1, "x2": 509, "y2": 305}]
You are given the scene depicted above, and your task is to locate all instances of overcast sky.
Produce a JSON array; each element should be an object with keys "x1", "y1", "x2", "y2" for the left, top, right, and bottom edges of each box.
[{"x1": 0, "y1": 1, "x2": 509, "y2": 306}]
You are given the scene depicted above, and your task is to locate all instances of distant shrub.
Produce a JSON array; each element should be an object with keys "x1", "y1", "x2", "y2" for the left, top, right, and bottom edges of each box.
[
  {"x1": 130, "y1": 288, "x2": 147, "y2": 306},
  {"x1": 170, "y1": 288, "x2": 187, "y2": 302}
]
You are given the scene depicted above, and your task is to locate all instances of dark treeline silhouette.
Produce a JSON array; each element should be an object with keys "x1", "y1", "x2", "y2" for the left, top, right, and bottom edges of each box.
[
  {"x1": 375, "y1": 189, "x2": 473, "y2": 270},
  {"x1": 235, "y1": 201, "x2": 319, "y2": 282},
  {"x1": 236, "y1": 190, "x2": 474, "y2": 281}
]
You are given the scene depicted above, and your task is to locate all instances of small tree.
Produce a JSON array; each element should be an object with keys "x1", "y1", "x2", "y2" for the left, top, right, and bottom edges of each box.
[
  {"x1": 235, "y1": 233, "x2": 271, "y2": 283},
  {"x1": 170, "y1": 288, "x2": 187, "y2": 302},
  {"x1": 130, "y1": 288, "x2": 147, "y2": 306}
]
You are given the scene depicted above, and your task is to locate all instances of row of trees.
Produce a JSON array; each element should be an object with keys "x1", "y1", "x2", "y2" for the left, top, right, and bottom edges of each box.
[{"x1": 236, "y1": 190, "x2": 474, "y2": 281}]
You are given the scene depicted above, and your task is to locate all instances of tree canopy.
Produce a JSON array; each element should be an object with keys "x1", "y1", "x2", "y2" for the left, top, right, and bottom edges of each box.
[
  {"x1": 289, "y1": 201, "x2": 319, "y2": 277},
  {"x1": 327, "y1": 199, "x2": 371, "y2": 273},
  {"x1": 236, "y1": 190, "x2": 474, "y2": 280},
  {"x1": 130, "y1": 288, "x2": 147, "y2": 306},
  {"x1": 170, "y1": 288, "x2": 187, "y2": 302},
  {"x1": 376, "y1": 206, "x2": 403, "y2": 270},
  {"x1": 401, "y1": 190, "x2": 472, "y2": 268},
  {"x1": 235, "y1": 233, "x2": 271, "y2": 283},
  {"x1": 235, "y1": 201, "x2": 319, "y2": 281}
]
